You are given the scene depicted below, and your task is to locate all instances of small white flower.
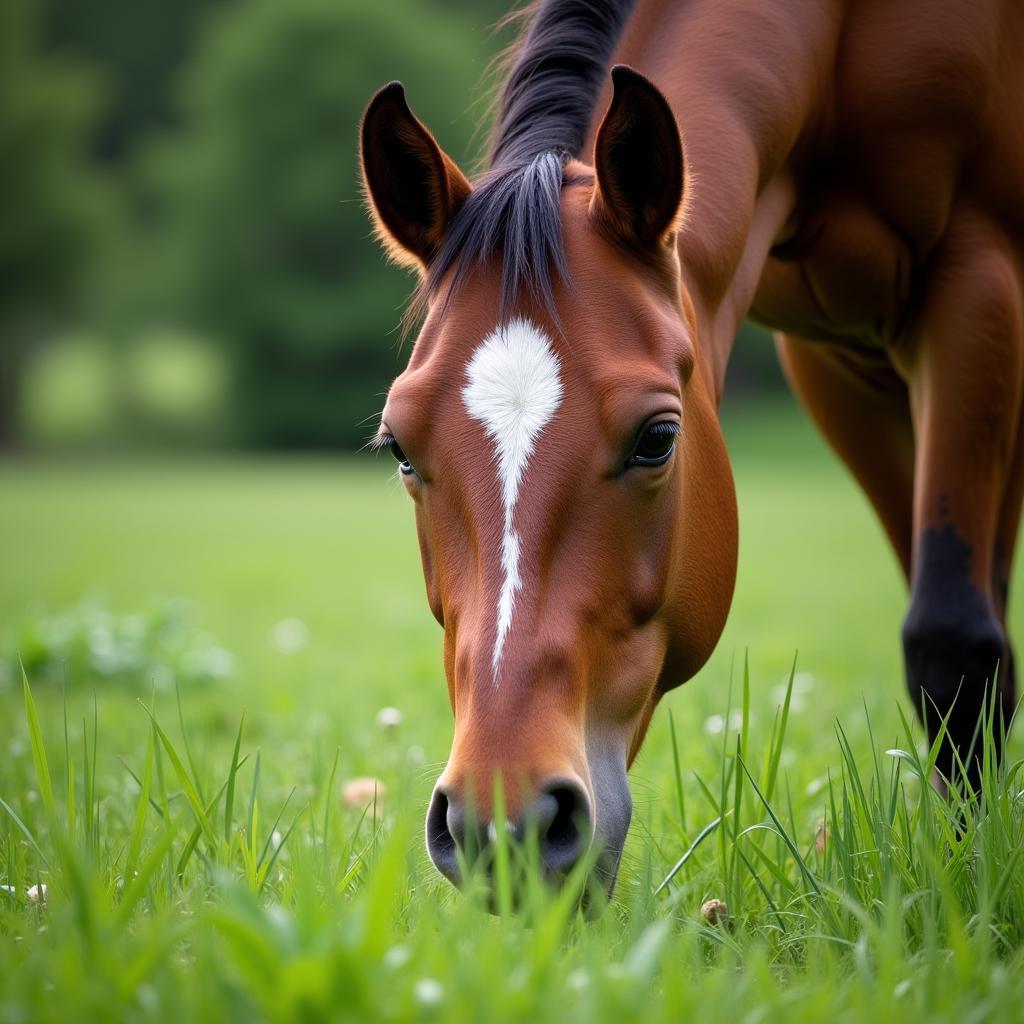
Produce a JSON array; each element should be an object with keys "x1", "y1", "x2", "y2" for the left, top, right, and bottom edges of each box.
[
  {"x1": 376, "y1": 707, "x2": 402, "y2": 732},
  {"x1": 773, "y1": 672, "x2": 816, "y2": 712},
  {"x1": 567, "y1": 968, "x2": 590, "y2": 992},
  {"x1": 794, "y1": 672, "x2": 816, "y2": 692},
  {"x1": 384, "y1": 945, "x2": 411, "y2": 970},
  {"x1": 804, "y1": 775, "x2": 827, "y2": 796},
  {"x1": 703, "y1": 714, "x2": 725, "y2": 735},
  {"x1": 703, "y1": 710, "x2": 744, "y2": 734},
  {"x1": 270, "y1": 618, "x2": 309, "y2": 654},
  {"x1": 204, "y1": 646, "x2": 236, "y2": 679},
  {"x1": 414, "y1": 978, "x2": 443, "y2": 1007}
]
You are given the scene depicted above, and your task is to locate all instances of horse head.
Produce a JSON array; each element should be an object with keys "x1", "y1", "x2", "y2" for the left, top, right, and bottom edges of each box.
[{"x1": 360, "y1": 67, "x2": 737, "y2": 902}]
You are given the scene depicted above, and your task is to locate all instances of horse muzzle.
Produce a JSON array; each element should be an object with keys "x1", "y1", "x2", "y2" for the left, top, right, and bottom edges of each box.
[{"x1": 424, "y1": 759, "x2": 632, "y2": 910}]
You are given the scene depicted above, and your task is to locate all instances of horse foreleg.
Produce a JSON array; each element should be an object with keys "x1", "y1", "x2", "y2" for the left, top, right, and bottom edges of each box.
[{"x1": 896, "y1": 213, "x2": 1023, "y2": 789}]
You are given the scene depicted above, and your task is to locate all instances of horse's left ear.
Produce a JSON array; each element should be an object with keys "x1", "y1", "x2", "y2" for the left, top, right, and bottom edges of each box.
[
  {"x1": 360, "y1": 81, "x2": 471, "y2": 272},
  {"x1": 590, "y1": 65, "x2": 685, "y2": 251}
]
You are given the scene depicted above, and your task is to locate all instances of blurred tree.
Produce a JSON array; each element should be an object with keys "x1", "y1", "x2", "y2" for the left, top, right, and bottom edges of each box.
[
  {"x1": 44, "y1": 0, "x2": 227, "y2": 162},
  {"x1": 0, "y1": 0, "x2": 109, "y2": 448},
  {"x1": 147, "y1": 0, "x2": 494, "y2": 448}
]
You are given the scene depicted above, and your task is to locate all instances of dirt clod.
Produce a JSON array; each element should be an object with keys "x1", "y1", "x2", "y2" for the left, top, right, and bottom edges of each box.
[{"x1": 700, "y1": 898, "x2": 731, "y2": 929}]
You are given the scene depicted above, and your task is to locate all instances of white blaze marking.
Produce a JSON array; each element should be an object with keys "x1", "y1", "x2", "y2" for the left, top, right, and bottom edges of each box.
[{"x1": 461, "y1": 318, "x2": 563, "y2": 679}]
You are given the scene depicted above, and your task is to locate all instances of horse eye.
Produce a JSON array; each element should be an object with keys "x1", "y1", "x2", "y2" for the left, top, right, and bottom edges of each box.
[
  {"x1": 380, "y1": 436, "x2": 415, "y2": 476},
  {"x1": 628, "y1": 421, "x2": 680, "y2": 468}
]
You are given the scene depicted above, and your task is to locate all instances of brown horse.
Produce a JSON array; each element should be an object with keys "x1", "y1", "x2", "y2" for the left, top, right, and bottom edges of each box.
[{"x1": 359, "y1": 0, "x2": 1023, "y2": 898}]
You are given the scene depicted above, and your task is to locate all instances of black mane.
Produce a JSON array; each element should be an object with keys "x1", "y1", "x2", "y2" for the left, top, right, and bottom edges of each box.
[{"x1": 422, "y1": 0, "x2": 637, "y2": 321}]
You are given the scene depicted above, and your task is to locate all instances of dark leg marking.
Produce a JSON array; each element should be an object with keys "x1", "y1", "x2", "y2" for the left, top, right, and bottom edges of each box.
[{"x1": 902, "y1": 519, "x2": 1012, "y2": 787}]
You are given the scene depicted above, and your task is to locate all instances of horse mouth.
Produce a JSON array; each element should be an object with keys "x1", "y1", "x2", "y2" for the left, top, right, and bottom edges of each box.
[{"x1": 434, "y1": 842, "x2": 626, "y2": 918}]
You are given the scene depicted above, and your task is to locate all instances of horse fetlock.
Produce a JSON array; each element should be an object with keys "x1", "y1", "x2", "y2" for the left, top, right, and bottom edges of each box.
[{"x1": 902, "y1": 598, "x2": 1010, "y2": 778}]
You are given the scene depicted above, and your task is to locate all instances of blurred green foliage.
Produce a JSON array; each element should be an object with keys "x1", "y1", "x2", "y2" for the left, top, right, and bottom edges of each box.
[
  {"x1": 0, "y1": 0, "x2": 112, "y2": 446},
  {"x1": 144, "y1": 0, "x2": 494, "y2": 446},
  {"x1": 4, "y1": 0, "x2": 781, "y2": 451},
  {"x1": 23, "y1": 328, "x2": 229, "y2": 447},
  {"x1": 3, "y1": 596, "x2": 235, "y2": 692},
  {"x1": 45, "y1": 0, "x2": 229, "y2": 162}
]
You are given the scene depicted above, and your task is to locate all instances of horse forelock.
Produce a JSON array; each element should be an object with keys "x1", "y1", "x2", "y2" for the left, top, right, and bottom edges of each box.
[
  {"x1": 425, "y1": 153, "x2": 570, "y2": 327},
  {"x1": 411, "y1": 0, "x2": 638, "y2": 329}
]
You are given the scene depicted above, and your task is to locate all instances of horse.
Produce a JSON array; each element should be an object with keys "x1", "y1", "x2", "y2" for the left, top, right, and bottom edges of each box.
[{"x1": 359, "y1": 0, "x2": 1023, "y2": 900}]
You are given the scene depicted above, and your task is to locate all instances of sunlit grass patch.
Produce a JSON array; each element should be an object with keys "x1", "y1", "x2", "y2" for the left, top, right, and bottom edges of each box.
[{"x1": 2, "y1": 664, "x2": 1023, "y2": 1023}]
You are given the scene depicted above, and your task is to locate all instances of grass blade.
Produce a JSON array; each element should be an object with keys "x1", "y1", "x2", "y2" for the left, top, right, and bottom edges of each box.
[
  {"x1": 0, "y1": 795, "x2": 51, "y2": 870},
  {"x1": 114, "y1": 828, "x2": 177, "y2": 929},
  {"x1": 125, "y1": 720, "x2": 156, "y2": 881},
  {"x1": 655, "y1": 814, "x2": 723, "y2": 895},
  {"x1": 668, "y1": 709, "x2": 687, "y2": 834},
  {"x1": 63, "y1": 682, "x2": 75, "y2": 842},
  {"x1": 224, "y1": 712, "x2": 246, "y2": 843},
  {"x1": 764, "y1": 653, "x2": 797, "y2": 803},
  {"x1": 22, "y1": 664, "x2": 56, "y2": 823},
  {"x1": 738, "y1": 755, "x2": 823, "y2": 901},
  {"x1": 139, "y1": 701, "x2": 216, "y2": 846}
]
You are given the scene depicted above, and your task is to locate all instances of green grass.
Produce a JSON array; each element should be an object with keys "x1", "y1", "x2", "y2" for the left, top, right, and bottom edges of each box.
[{"x1": 1, "y1": 402, "x2": 1022, "y2": 1022}]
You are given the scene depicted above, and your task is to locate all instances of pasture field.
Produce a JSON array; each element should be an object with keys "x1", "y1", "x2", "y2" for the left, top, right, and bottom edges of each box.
[{"x1": 1, "y1": 403, "x2": 1022, "y2": 1022}]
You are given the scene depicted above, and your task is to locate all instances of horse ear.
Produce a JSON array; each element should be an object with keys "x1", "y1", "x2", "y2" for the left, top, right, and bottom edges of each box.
[
  {"x1": 360, "y1": 82, "x2": 471, "y2": 271},
  {"x1": 590, "y1": 65, "x2": 685, "y2": 251}
]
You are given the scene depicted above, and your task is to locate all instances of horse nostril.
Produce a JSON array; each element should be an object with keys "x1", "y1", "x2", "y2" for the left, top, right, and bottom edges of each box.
[
  {"x1": 425, "y1": 787, "x2": 460, "y2": 884},
  {"x1": 427, "y1": 779, "x2": 594, "y2": 888},
  {"x1": 535, "y1": 780, "x2": 592, "y2": 875}
]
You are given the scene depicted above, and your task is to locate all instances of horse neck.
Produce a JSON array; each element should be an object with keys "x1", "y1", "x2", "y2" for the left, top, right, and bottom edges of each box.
[{"x1": 603, "y1": 0, "x2": 846, "y2": 404}]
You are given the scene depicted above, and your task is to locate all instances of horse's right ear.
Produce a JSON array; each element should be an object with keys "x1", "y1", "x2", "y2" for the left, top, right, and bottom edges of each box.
[{"x1": 360, "y1": 82, "x2": 471, "y2": 272}]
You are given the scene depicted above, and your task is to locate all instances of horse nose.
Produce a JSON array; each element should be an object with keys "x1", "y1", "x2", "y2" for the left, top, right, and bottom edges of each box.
[
  {"x1": 529, "y1": 780, "x2": 592, "y2": 874},
  {"x1": 424, "y1": 778, "x2": 593, "y2": 885}
]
